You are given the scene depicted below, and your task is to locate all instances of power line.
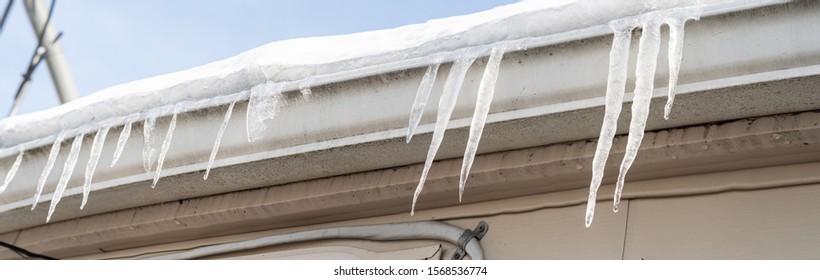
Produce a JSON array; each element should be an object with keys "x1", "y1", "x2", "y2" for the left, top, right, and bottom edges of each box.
[
  {"x1": 0, "y1": 241, "x2": 58, "y2": 260},
  {"x1": 7, "y1": 0, "x2": 58, "y2": 117},
  {"x1": 0, "y1": 0, "x2": 13, "y2": 36}
]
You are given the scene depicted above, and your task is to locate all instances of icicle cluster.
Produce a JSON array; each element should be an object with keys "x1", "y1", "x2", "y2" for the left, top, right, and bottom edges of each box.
[
  {"x1": 585, "y1": 7, "x2": 701, "y2": 227},
  {"x1": 407, "y1": 46, "x2": 511, "y2": 215},
  {"x1": 1, "y1": 73, "x2": 306, "y2": 223},
  {"x1": 0, "y1": 4, "x2": 704, "y2": 225}
]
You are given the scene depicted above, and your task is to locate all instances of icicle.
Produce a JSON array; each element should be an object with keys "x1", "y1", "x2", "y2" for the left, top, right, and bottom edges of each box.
[
  {"x1": 81, "y1": 127, "x2": 110, "y2": 209},
  {"x1": 142, "y1": 116, "x2": 158, "y2": 173},
  {"x1": 299, "y1": 77, "x2": 315, "y2": 100},
  {"x1": 33, "y1": 135, "x2": 64, "y2": 210},
  {"x1": 459, "y1": 47, "x2": 506, "y2": 201},
  {"x1": 204, "y1": 98, "x2": 237, "y2": 180},
  {"x1": 663, "y1": 17, "x2": 690, "y2": 120},
  {"x1": 411, "y1": 55, "x2": 476, "y2": 215},
  {"x1": 152, "y1": 111, "x2": 178, "y2": 189},
  {"x1": 246, "y1": 82, "x2": 284, "y2": 142},
  {"x1": 613, "y1": 19, "x2": 663, "y2": 213},
  {"x1": 0, "y1": 149, "x2": 24, "y2": 194},
  {"x1": 46, "y1": 134, "x2": 84, "y2": 222},
  {"x1": 406, "y1": 64, "x2": 441, "y2": 143},
  {"x1": 111, "y1": 118, "x2": 135, "y2": 167},
  {"x1": 585, "y1": 20, "x2": 637, "y2": 227}
]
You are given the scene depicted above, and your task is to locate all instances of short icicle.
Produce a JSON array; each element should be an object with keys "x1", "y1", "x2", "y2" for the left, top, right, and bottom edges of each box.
[
  {"x1": 246, "y1": 82, "x2": 284, "y2": 142},
  {"x1": 613, "y1": 19, "x2": 663, "y2": 213},
  {"x1": 152, "y1": 111, "x2": 178, "y2": 189},
  {"x1": 47, "y1": 134, "x2": 85, "y2": 222},
  {"x1": 0, "y1": 149, "x2": 24, "y2": 194},
  {"x1": 33, "y1": 135, "x2": 65, "y2": 210},
  {"x1": 142, "y1": 116, "x2": 158, "y2": 173},
  {"x1": 81, "y1": 127, "x2": 110, "y2": 209},
  {"x1": 411, "y1": 55, "x2": 476, "y2": 215},
  {"x1": 663, "y1": 16, "x2": 692, "y2": 120},
  {"x1": 459, "y1": 47, "x2": 506, "y2": 202},
  {"x1": 204, "y1": 97, "x2": 238, "y2": 180},
  {"x1": 585, "y1": 20, "x2": 637, "y2": 227},
  {"x1": 406, "y1": 63, "x2": 441, "y2": 143},
  {"x1": 111, "y1": 117, "x2": 136, "y2": 167}
]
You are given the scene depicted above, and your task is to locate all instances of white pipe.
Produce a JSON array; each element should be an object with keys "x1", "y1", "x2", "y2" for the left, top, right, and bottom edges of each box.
[{"x1": 144, "y1": 221, "x2": 485, "y2": 260}]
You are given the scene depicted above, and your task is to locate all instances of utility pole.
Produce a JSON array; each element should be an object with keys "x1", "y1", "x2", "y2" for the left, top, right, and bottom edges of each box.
[{"x1": 22, "y1": 0, "x2": 77, "y2": 104}]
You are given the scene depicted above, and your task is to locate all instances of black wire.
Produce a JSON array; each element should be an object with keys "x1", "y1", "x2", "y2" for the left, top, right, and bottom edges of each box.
[
  {"x1": 0, "y1": 241, "x2": 58, "y2": 260},
  {"x1": 0, "y1": 0, "x2": 13, "y2": 36},
  {"x1": 7, "y1": 0, "x2": 58, "y2": 117}
]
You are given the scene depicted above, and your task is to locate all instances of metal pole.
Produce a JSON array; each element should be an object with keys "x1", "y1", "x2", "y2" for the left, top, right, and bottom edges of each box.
[{"x1": 22, "y1": 0, "x2": 78, "y2": 104}]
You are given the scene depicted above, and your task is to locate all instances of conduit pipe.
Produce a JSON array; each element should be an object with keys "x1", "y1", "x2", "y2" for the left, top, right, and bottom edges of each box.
[{"x1": 144, "y1": 221, "x2": 486, "y2": 260}]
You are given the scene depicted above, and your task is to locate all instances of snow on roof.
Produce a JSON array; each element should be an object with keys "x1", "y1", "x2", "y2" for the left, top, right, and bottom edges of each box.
[{"x1": 0, "y1": 0, "x2": 745, "y2": 151}]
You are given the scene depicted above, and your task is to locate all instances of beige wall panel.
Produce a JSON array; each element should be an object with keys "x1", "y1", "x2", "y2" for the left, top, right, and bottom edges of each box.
[
  {"x1": 623, "y1": 184, "x2": 820, "y2": 259},
  {"x1": 0, "y1": 231, "x2": 20, "y2": 259},
  {"x1": 448, "y1": 200, "x2": 628, "y2": 260}
]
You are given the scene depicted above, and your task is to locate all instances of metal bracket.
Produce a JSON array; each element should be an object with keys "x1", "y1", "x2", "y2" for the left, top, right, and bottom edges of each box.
[{"x1": 451, "y1": 220, "x2": 488, "y2": 260}]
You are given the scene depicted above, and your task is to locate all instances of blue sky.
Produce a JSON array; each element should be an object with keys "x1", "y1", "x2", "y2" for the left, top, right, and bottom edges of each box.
[{"x1": 0, "y1": 0, "x2": 516, "y2": 116}]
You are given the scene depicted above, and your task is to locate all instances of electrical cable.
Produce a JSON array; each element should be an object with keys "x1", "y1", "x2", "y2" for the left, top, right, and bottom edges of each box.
[
  {"x1": 0, "y1": 241, "x2": 58, "y2": 260},
  {"x1": 7, "y1": 0, "x2": 58, "y2": 117}
]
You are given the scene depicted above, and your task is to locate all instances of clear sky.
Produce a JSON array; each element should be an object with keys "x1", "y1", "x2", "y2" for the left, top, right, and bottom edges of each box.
[{"x1": 0, "y1": 0, "x2": 516, "y2": 117}]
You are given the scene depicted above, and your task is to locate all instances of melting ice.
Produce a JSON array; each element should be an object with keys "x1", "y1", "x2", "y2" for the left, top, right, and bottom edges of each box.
[
  {"x1": 152, "y1": 111, "x2": 178, "y2": 189},
  {"x1": 411, "y1": 56, "x2": 476, "y2": 215},
  {"x1": 82, "y1": 127, "x2": 110, "y2": 209},
  {"x1": 0, "y1": 150, "x2": 24, "y2": 194},
  {"x1": 585, "y1": 7, "x2": 701, "y2": 227},
  {"x1": 204, "y1": 96, "x2": 239, "y2": 180},
  {"x1": 406, "y1": 64, "x2": 441, "y2": 143},
  {"x1": 459, "y1": 47, "x2": 507, "y2": 201},
  {"x1": 47, "y1": 134, "x2": 84, "y2": 222}
]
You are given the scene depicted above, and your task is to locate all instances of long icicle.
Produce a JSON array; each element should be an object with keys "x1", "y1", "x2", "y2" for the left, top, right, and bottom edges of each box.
[
  {"x1": 585, "y1": 20, "x2": 636, "y2": 227},
  {"x1": 613, "y1": 19, "x2": 663, "y2": 213},
  {"x1": 47, "y1": 134, "x2": 85, "y2": 222},
  {"x1": 204, "y1": 97, "x2": 238, "y2": 180},
  {"x1": 33, "y1": 135, "x2": 64, "y2": 210},
  {"x1": 406, "y1": 63, "x2": 441, "y2": 143},
  {"x1": 152, "y1": 111, "x2": 178, "y2": 189},
  {"x1": 459, "y1": 47, "x2": 506, "y2": 202},
  {"x1": 81, "y1": 127, "x2": 110, "y2": 209},
  {"x1": 0, "y1": 149, "x2": 24, "y2": 194},
  {"x1": 411, "y1": 55, "x2": 476, "y2": 215},
  {"x1": 142, "y1": 116, "x2": 158, "y2": 173},
  {"x1": 111, "y1": 117, "x2": 136, "y2": 167}
]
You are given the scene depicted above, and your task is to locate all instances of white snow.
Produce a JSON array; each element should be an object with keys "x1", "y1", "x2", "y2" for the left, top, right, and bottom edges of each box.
[
  {"x1": 47, "y1": 134, "x2": 85, "y2": 222},
  {"x1": 81, "y1": 127, "x2": 109, "y2": 209},
  {"x1": 459, "y1": 47, "x2": 507, "y2": 201},
  {"x1": 412, "y1": 56, "x2": 476, "y2": 215}
]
